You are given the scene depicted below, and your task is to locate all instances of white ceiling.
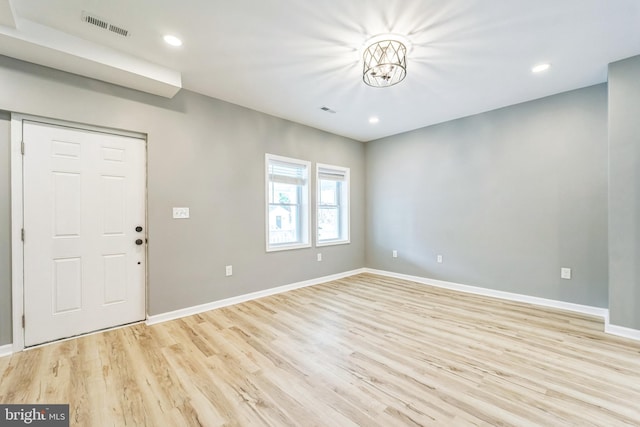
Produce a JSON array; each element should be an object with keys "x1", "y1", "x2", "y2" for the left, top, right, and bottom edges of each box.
[{"x1": 1, "y1": 0, "x2": 640, "y2": 141}]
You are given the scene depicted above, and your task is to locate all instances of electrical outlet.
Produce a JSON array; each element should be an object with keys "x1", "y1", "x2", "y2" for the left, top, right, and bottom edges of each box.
[
  {"x1": 437, "y1": 254, "x2": 443, "y2": 263},
  {"x1": 225, "y1": 265, "x2": 233, "y2": 276},
  {"x1": 561, "y1": 267, "x2": 571, "y2": 280},
  {"x1": 392, "y1": 250, "x2": 398, "y2": 258},
  {"x1": 317, "y1": 253, "x2": 322, "y2": 262}
]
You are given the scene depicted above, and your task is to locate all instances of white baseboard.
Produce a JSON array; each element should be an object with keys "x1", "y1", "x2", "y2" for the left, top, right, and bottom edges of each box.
[
  {"x1": 364, "y1": 268, "x2": 610, "y2": 320},
  {"x1": 146, "y1": 268, "x2": 366, "y2": 326},
  {"x1": 605, "y1": 322, "x2": 640, "y2": 341},
  {"x1": 0, "y1": 344, "x2": 13, "y2": 358},
  {"x1": 6, "y1": 266, "x2": 637, "y2": 354}
]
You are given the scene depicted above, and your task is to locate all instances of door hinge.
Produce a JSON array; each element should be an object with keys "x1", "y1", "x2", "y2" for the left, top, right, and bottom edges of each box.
[
  {"x1": 21, "y1": 228, "x2": 24, "y2": 242},
  {"x1": 21, "y1": 140, "x2": 25, "y2": 155},
  {"x1": 22, "y1": 314, "x2": 25, "y2": 328}
]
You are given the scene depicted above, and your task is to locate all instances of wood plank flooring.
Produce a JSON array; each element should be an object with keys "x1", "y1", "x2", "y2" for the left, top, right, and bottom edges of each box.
[{"x1": 1, "y1": 273, "x2": 639, "y2": 426}]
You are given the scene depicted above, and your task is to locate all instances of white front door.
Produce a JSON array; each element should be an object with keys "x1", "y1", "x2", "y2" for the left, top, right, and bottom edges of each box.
[{"x1": 22, "y1": 120, "x2": 146, "y2": 347}]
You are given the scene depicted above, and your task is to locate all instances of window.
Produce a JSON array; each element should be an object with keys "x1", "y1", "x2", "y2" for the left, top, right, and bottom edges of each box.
[
  {"x1": 266, "y1": 154, "x2": 311, "y2": 251},
  {"x1": 316, "y1": 164, "x2": 350, "y2": 246}
]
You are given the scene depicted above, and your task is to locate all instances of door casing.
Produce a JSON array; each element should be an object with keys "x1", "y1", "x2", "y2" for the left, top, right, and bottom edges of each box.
[{"x1": 10, "y1": 114, "x2": 148, "y2": 351}]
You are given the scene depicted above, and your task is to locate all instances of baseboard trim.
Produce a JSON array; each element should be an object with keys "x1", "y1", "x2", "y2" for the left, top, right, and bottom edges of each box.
[
  {"x1": 0, "y1": 344, "x2": 13, "y2": 358},
  {"x1": 364, "y1": 268, "x2": 610, "y2": 320},
  {"x1": 6, "y1": 267, "x2": 637, "y2": 352},
  {"x1": 146, "y1": 268, "x2": 366, "y2": 326},
  {"x1": 605, "y1": 322, "x2": 640, "y2": 341}
]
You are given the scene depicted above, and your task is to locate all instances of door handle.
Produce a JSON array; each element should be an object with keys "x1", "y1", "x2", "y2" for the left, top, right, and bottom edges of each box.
[{"x1": 135, "y1": 239, "x2": 144, "y2": 245}]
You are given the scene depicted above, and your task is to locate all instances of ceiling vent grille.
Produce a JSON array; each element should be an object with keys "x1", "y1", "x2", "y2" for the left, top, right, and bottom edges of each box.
[
  {"x1": 320, "y1": 106, "x2": 336, "y2": 114},
  {"x1": 83, "y1": 13, "x2": 108, "y2": 29},
  {"x1": 82, "y1": 12, "x2": 129, "y2": 37},
  {"x1": 108, "y1": 24, "x2": 129, "y2": 37}
]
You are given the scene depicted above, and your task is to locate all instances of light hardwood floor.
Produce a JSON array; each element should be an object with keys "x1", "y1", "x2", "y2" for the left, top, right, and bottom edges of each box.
[{"x1": 1, "y1": 273, "x2": 639, "y2": 426}]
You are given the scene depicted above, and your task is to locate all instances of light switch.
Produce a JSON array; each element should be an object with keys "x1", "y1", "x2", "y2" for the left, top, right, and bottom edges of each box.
[
  {"x1": 173, "y1": 207, "x2": 190, "y2": 219},
  {"x1": 561, "y1": 267, "x2": 571, "y2": 280}
]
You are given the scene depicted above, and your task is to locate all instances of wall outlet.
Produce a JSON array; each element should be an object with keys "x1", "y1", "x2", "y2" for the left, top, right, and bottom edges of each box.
[
  {"x1": 172, "y1": 207, "x2": 190, "y2": 219},
  {"x1": 225, "y1": 265, "x2": 233, "y2": 277},
  {"x1": 317, "y1": 253, "x2": 322, "y2": 262},
  {"x1": 437, "y1": 254, "x2": 443, "y2": 263},
  {"x1": 392, "y1": 250, "x2": 398, "y2": 258},
  {"x1": 560, "y1": 267, "x2": 571, "y2": 280}
]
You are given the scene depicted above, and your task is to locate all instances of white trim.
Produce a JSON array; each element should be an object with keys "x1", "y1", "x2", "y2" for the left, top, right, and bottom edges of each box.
[
  {"x1": 602, "y1": 311, "x2": 640, "y2": 341},
  {"x1": 11, "y1": 114, "x2": 25, "y2": 351},
  {"x1": 364, "y1": 268, "x2": 610, "y2": 319},
  {"x1": 605, "y1": 322, "x2": 640, "y2": 341},
  {"x1": 265, "y1": 153, "x2": 312, "y2": 252},
  {"x1": 316, "y1": 163, "x2": 350, "y2": 247},
  {"x1": 147, "y1": 268, "x2": 366, "y2": 325},
  {"x1": 266, "y1": 242, "x2": 312, "y2": 252},
  {"x1": 316, "y1": 240, "x2": 351, "y2": 248},
  {"x1": 20, "y1": 116, "x2": 145, "y2": 140},
  {"x1": 10, "y1": 113, "x2": 148, "y2": 353},
  {"x1": 0, "y1": 344, "x2": 13, "y2": 358},
  {"x1": 4, "y1": 261, "x2": 638, "y2": 358}
]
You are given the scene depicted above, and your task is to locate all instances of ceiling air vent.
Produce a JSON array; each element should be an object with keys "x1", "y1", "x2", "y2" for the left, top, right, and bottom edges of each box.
[
  {"x1": 82, "y1": 13, "x2": 108, "y2": 29},
  {"x1": 82, "y1": 11, "x2": 130, "y2": 37},
  {"x1": 108, "y1": 24, "x2": 129, "y2": 37}
]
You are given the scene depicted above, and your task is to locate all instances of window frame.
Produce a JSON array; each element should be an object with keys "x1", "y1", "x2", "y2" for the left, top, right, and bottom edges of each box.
[
  {"x1": 316, "y1": 163, "x2": 350, "y2": 247},
  {"x1": 265, "y1": 153, "x2": 311, "y2": 252}
]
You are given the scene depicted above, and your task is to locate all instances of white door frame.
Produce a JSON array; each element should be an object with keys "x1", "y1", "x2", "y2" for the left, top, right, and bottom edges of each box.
[{"x1": 10, "y1": 114, "x2": 148, "y2": 352}]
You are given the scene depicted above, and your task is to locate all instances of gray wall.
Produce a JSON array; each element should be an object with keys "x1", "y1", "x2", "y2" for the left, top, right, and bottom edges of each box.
[
  {"x1": 2, "y1": 51, "x2": 637, "y2": 347},
  {"x1": 366, "y1": 85, "x2": 609, "y2": 307},
  {"x1": 0, "y1": 55, "x2": 365, "y2": 344},
  {"x1": 608, "y1": 55, "x2": 640, "y2": 329},
  {"x1": 0, "y1": 112, "x2": 10, "y2": 345}
]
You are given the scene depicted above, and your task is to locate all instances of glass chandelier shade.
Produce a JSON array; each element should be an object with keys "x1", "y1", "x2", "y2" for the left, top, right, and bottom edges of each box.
[{"x1": 362, "y1": 39, "x2": 407, "y2": 88}]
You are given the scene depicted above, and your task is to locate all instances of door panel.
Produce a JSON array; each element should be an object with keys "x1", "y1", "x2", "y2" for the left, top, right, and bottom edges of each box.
[
  {"x1": 53, "y1": 257, "x2": 82, "y2": 313},
  {"x1": 53, "y1": 172, "x2": 82, "y2": 236},
  {"x1": 102, "y1": 176, "x2": 126, "y2": 234},
  {"x1": 103, "y1": 254, "x2": 127, "y2": 304},
  {"x1": 23, "y1": 121, "x2": 146, "y2": 347}
]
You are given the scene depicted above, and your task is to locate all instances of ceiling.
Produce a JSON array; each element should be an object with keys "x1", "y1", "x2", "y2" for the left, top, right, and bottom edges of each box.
[{"x1": 1, "y1": 0, "x2": 639, "y2": 141}]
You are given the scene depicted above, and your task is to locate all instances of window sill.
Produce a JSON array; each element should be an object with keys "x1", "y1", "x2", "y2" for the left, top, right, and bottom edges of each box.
[
  {"x1": 316, "y1": 239, "x2": 350, "y2": 248},
  {"x1": 266, "y1": 242, "x2": 312, "y2": 252}
]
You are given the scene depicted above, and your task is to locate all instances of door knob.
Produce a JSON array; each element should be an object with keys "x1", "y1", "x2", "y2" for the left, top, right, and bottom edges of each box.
[
  {"x1": 135, "y1": 239, "x2": 143, "y2": 245},
  {"x1": 135, "y1": 226, "x2": 143, "y2": 232}
]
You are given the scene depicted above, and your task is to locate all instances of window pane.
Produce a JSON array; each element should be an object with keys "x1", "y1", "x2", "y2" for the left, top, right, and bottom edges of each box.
[
  {"x1": 269, "y1": 205, "x2": 299, "y2": 244},
  {"x1": 318, "y1": 207, "x2": 339, "y2": 240},
  {"x1": 270, "y1": 182, "x2": 298, "y2": 204},
  {"x1": 319, "y1": 180, "x2": 338, "y2": 205},
  {"x1": 316, "y1": 164, "x2": 349, "y2": 245},
  {"x1": 266, "y1": 154, "x2": 310, "y2": 251}
]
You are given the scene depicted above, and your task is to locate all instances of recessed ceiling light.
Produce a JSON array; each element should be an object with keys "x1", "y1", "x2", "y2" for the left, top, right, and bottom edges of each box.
[
  {"x1": 163, "y1": 35, "x2": 182, "y2": 47},
  {"x1": 369, "y1": 117, "x2": 379, "y2": 124},
  {"x1": 532, "y1": 63, "x2": 551, "y2": 73}
]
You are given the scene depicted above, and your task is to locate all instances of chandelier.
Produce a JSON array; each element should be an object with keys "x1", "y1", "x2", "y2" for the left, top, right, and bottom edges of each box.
[{"x1": 363, "y1": 37, "x2": 408, "y2": 88}]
